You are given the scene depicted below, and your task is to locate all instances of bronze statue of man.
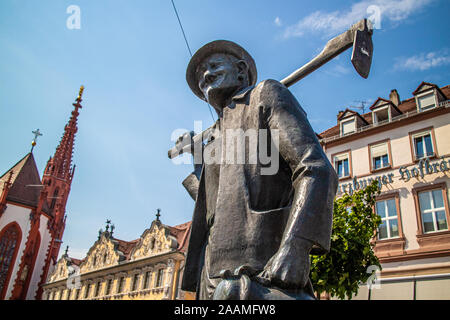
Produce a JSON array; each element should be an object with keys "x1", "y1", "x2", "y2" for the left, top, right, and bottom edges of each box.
[{"x1": 179, "y1": 40, "x2": 338, "y2": 300}]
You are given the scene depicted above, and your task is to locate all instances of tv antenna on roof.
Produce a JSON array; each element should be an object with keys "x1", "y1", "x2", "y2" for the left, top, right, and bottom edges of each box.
[{"x1": 349, "y1": 100, "x2": 368, "y2": 114}]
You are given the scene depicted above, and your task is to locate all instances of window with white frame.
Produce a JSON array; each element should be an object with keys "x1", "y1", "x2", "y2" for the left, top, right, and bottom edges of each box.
[
  {"x1": 334, "y1": 153, "x2": 350, "y2": 178},
  {"x1": 375, "y1": 198, "x2": 399, "y2": 240},
  {"x1": 418, "y1": 189, "x2": 448, "y2": 233},
  {"x1": 412, "y1": 131, "x2": 434, "y2": 159},
  {"x1": 370, "y1": 143, "x2": 390, "y2": 170},
  {"x1": 417, "y1": 92, "x2": 436, "y2": 112},
  {"x1": 373, "y1": 106, "x2": 390, "y2": 124},
  {"x1": 340, "y1": 118, "x2": 356, "y2": 136}
]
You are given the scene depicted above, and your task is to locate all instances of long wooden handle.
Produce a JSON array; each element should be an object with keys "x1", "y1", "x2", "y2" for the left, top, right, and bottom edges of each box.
[
  {"x1": 280, "y1": 29, "x2": 354, "y2": 87},
  {"x1": 168, "y1": 19, "x2": 368, "y2": 159}
]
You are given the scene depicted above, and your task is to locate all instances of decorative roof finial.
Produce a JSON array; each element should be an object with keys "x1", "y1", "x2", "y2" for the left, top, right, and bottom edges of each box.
[
  {"x1": 64, "y1": 245, "x2": 69, "y2": 256},
  {"x1": 156, "y1": 208, "x2": 161, "y2": 222},
  {"x1": 77, "y1": 85, "x2": 84, "y2": 101},
  {"x1": 110, "y1": 224, "x2": 115, "y2": 236},
  {"x1": 105, "y1": 219, "x2": 111, "y2": 232},
  {"x1": 98, "y1": 228, "x2": 103, "y2": 240},
  {"x1": 73, "y1": 85, "x2": 84, "y2": 111},
  {"x1": 31, "y1": 128, "x2": 43, "y2": 152}
]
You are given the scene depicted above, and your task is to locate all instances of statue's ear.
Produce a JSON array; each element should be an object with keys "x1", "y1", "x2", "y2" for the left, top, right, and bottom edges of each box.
[{"x1": 236, "y1": 60, "x2": 249, "y2": 75}]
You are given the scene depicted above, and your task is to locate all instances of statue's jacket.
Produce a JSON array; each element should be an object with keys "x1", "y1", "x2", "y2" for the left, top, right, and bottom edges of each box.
[{"x1": 181, "y1": 80, "x2": 338, "y2": 292}]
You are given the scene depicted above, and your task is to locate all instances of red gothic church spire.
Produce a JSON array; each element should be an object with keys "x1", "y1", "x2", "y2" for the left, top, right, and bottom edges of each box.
[
  {"x1": 34, "y1": 86, "x2": 85, "y2": 299},
  {"x1": 42, "y1": 86, "x2": 83, "y2": 216},
  {"x1": 45, "y1": 85, "x2": 83, "y2": 183}
]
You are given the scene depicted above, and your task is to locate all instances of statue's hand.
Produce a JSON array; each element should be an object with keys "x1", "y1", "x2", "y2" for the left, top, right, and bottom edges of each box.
[
  {"x1": 176, "y1": 131, "x2": 203, "y2": 172},
  {"x1": 175, "y1": 131, "x2": 195, "y2": 154},
  {"x1": 257, "y1": 239, "x2": 312, "y2": 289}
]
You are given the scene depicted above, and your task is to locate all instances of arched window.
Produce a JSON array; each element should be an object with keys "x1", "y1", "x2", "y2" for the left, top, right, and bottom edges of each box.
[{"x1": 0, "y1": 223, "x2": 22, "y2": 299}]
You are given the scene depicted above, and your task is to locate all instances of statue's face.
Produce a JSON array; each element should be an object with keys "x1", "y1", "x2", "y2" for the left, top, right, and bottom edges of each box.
[{"x1": 197, "y1": 53, "x2": 248, "y2": 111}]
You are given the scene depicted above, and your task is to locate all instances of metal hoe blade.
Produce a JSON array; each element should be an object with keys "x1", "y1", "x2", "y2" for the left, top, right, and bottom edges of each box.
[{"x1": 351, "y1": 20, "x2": 373, "y2": 79}]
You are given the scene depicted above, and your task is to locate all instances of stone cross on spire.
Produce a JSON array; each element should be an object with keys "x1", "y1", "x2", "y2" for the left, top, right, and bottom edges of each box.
[
  {"x1": 31, "y1": 129, "x2": 43, "y2": 152},
  {"x1": 156, "y1": 208, "x2": 161, "y2": 222},
  {"x1": 73, "y1": 85, "x2": 84, "y2": 112}
]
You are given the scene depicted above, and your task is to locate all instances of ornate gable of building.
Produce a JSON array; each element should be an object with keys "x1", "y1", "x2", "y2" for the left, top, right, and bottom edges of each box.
[
  {"x1": 79, "y1": 234, "x2": 122, "y2": 273},
  {"x1": 48, "y1": 256, "x2": 70, "y2": 283},
  {"x1": 130, "y1": 221, "x2": 178, "y2": 261},
  {"x1": 47, "y1": 253, "x2": 82, "y2": 283}
]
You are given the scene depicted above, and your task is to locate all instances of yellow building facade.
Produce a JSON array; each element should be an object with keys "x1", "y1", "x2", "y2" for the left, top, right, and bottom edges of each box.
[{"x1": 42, "y1": 218, "x2": 195, "y2": 300}]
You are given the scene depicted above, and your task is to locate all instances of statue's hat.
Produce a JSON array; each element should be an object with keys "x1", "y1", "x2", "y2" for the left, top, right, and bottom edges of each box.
[{"x1": 186, "y1": 40, "x2": 257, "y2": 101}]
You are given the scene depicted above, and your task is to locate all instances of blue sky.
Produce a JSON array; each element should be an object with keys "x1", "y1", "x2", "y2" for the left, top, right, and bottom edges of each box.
[{"x1": 1, "y1": 0, "x2": 449, "y2": 259}]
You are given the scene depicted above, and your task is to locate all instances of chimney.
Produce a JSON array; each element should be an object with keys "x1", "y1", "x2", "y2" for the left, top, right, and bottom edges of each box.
[{"x1": 390, "y1": 89, "x2": 400, "y2": 107}]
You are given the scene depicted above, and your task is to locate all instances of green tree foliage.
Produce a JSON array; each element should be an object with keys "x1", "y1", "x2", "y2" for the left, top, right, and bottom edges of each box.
[{"x1": 310, "y1": 180, "x2": 382, "y2": 300}]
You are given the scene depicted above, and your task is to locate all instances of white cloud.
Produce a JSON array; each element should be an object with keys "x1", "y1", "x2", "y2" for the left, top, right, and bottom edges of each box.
[
  {"x1": 283, "y1": 0, "x2": 434, "y2": 39},
  {"x1": 274, "y1": 16, "x2": 282, "y2": 27},
  {"x1": 395, "y1": 49, "x2": 450, "y2": 71}
]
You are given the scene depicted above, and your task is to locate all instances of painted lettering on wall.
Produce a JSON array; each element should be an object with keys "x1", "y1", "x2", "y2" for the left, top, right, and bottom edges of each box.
[
  {"x1": 338, "y1": 156, "x2": 449, "y2": 195},
  {"x1": 399, "y1": 157, "x2": 450, "y2": 182}
]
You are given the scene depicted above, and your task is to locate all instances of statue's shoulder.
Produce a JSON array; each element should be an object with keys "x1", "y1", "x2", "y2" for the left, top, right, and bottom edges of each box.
[
  {"x1": 253, "y1": 79, "x2": 290, "y2": 99},
  {"x1": 253, "y1": 79, "x2": 306, "y2": 116},
  {"x1": 255, "y1": 79, "x2": 287, "y2": 94},
  {"x1": 252, "y1": 79, "x2": 294, "y2": 106}
]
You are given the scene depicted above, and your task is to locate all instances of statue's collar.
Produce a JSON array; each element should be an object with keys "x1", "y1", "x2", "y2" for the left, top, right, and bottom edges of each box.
[{"x1": 231, "y1": 85, "x2": 254, "y2": 101}]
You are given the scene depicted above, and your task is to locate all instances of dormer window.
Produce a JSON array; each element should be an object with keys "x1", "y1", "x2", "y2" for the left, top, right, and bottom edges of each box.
[
  {"x1": 373, "y1": 106, "x2": 390, "y2": 124},
  {"x1": 412, "y1": 82, "x2": 445, "y2": 113},
  {"x1": 340, "y1": 118, "x2": 356, "y2": 136},
  {"x1": 417, "y1": 91, "x2": 436, "y2": 112},
  {"x1": 370, "y1": 97, "x2": 402, "y2": 126}
]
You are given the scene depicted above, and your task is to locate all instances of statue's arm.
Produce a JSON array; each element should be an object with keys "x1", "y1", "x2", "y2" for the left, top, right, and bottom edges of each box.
[
  {"x1": 259, "y1": 79, "x2": 338, "y2": 288},
  {"x1": 182, "y1": 165, "x2": 202, "y2": 201},
  {"x1": 175, "y1": 131, "x2": 203, "y2": 201}
]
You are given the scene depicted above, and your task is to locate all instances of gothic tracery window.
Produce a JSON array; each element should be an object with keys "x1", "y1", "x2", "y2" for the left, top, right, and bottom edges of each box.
[{"x1": 0, "y1": 224, "x2": 21, "y2": 298}]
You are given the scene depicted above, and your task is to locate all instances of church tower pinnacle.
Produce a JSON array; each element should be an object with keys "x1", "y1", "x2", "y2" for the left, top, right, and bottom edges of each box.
[
  {"x1": 37, "y1": 86, "x2": 85, "y2": 297},
  {"x1": 42, "y1": 86, "x2": 83, "y2": 220}
]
